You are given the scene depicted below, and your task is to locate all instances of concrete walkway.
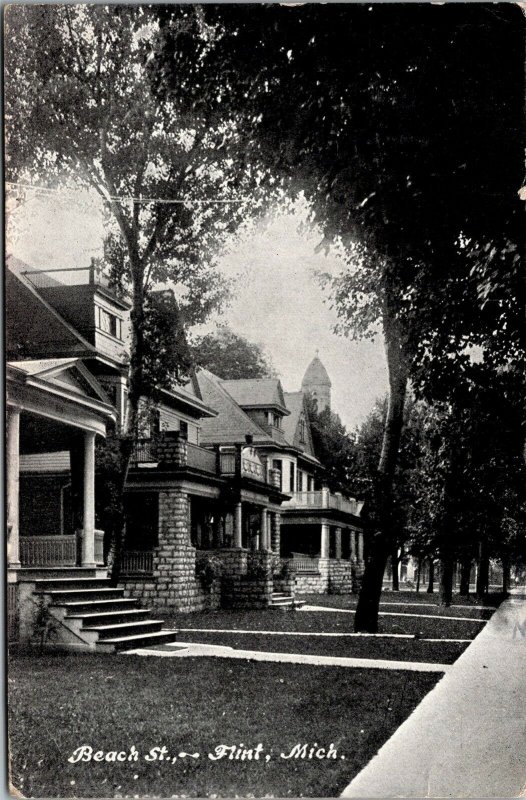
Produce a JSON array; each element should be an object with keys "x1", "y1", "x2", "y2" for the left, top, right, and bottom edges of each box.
[
  {"x1": 301, "y1": 604, "x2": 487, "y2": 623},
  {"x1": 177, "y1": 627, "x2": 471, "y2": 643},
  {"x1": 342, "y1": 592, "x2": 526, "y2": 798},
  {"x1": 126, "y1": 639, "x2": 450, "y2": 672}
]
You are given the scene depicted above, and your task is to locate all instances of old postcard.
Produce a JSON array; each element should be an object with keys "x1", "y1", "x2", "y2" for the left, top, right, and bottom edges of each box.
[{"x1": 5, "y1": 3, "x2": 525, "y2": 798}]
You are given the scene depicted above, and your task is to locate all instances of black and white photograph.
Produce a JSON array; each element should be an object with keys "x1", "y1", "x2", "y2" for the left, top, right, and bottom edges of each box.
[{"x1": 4, "y1": 3, "x2": 526, "y2": 798}]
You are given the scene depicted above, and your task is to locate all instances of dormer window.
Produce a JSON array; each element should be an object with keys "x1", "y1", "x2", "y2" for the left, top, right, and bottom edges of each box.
[
  {"x1": 96, "y1": 305, "x2": 122, "y2": 340},
  {"x1": 267, "y1": 411, "x2": 282, "y2": 429}
]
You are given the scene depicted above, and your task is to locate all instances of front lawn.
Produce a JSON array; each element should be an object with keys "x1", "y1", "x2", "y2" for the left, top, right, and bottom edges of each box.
[
  {"x1": 9, "y1": 652, "x2": 439, "y2": 798},
  {"x1": 302, "y1": 594, "x2": 495, "y2": 618},
  {"x1": 165, "y1": 608, "x2": 486, "y2": 640},
  {"x1": 177, "y1": 631, "x2": 468, "y2": 664}
]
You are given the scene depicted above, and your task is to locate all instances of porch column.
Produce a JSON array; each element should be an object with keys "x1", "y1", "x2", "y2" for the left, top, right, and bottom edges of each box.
[
  {"x1": 260, "y1": 508, "x2": 269, "y2": 551},
  {"x1": 334, "y1": 527, "x2": 342, "y2": 560},
  {"x1": 271, "y1": 512, "x2": 281, "y2": 554},
  {"x1": 82, "y1": 431, "x2": 96, "y2": 567},
  {"x1": 320, "y1": 523, "x2": 330, "y2": 559},
  {"x1": 7, "y1": 406, "x2": 21, "y2": 568},
  {"x1": 349, "y1": 529, "x2": 356, "y2": 562},
  {"x1": 357, "y1": 530, "x2": 364, "y2": 564},
  {"x1": 234, "y1": 502, "x2": 243, "y2": 548}
]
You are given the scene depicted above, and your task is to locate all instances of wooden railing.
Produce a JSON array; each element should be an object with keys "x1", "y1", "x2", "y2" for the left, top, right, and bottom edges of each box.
[
  {"x1": 283, "y1": 491, "x2": 325, "y2": 508},
  {"x1": 329, "y1": 494, "x2": 362, "y2": 516},
  {"x1": 120, "y1": 550, "x2": 153, "y2": 575},
  {"x1": 132, "y1": 438, "x2": 157, "y2": 464},
  {"x1": 291, "y1": 553, "x2": 320, "y2": 573},
  {"x1": 187, "y1": 443, "x2": 216, "y2": 473},
  {"x1": 20, "y1": 535, "x2": 77, "y2": 567}
]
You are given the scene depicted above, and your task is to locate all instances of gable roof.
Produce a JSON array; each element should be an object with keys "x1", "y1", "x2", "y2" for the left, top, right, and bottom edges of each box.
[
  {"x1": 283, "y1": 391, "x2": 317, "y2": 459},
  {"x1": 7, "y1": 358, "x2": 111, "y2": 405},
  {"x1": 6, "y1": 262, "x2": 96, "y2": 360},
  {"x1": 220, "y1": 378, "x2": 290, "y2": 415},
  {"x1": 194, "y1": 370, "x2": 275, "y2": 446}
]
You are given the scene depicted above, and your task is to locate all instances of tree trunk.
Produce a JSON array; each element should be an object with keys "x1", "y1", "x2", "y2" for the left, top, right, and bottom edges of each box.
[
  {"x1": 391, "y1": 546, "x2": 399, "y2": 591},
  {"x1": 459, "y1": 557, "x2": 471, "y2": 597},
  {"x1": 109, "y1": 267, "x2": 145, "y2": 586},
  {"x1": 426, "y1": 558, "x2": 435, "y2": 593},
  {"x1": 416, "y1": 556, "x2": 422, "y2": 593},
  {"x1": 439, "y1": 555, "x2": 454, "y2": 606},
  {"x1": 354, "y1": 295, "x2": 408, "y2": 633},
  {"x1": 476, "y1": 539, "x2": 489, "y2": 600},
  {"x1": 502, "y1": 558, "x2": 510, "y2": 595}
]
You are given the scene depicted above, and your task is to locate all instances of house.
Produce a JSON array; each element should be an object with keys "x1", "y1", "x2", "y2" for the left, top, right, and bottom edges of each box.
[{"x1": 6, "y1": 258, "x2": 366, "y2": 649}]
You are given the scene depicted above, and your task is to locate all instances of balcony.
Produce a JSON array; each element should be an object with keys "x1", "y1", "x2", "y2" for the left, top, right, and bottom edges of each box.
[
  {"x1": 282, "y1": 490, "x2": 363, "y2": 517},
  {"x1": 24, "y1": 265, "x2": 114, "y2": 292}
]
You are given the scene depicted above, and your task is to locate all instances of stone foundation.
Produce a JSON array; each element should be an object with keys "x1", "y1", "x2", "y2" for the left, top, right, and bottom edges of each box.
[
  {"x1": 295, "y1": 557, "x2": 330, "y2": 594},
  {"x1": 328, "y1": 559, "x2": 354, "y2": 594},
  {"x1": 217, "y1": 549, "x2": 274, "y2": 609}
]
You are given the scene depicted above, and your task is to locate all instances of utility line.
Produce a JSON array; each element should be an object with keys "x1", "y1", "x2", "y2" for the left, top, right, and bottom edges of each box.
[{"x1": 5, "y1": 181, "x2": 247, "y2": 204}]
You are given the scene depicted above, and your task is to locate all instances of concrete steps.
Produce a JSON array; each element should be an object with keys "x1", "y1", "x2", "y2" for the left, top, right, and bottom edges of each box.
[{"x1": 32, "y1": 578, "x2": 177, "y2": 653}]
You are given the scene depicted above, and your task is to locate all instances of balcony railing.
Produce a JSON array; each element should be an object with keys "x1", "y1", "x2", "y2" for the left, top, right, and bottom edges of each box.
[
  {"x1": 131, "y1": 438, "x2": 157, "y2": 465},
  {"x1": 187, "y1": 442, "x2": 216, "y2": 473},
  {"x1": 20, "y1": 535, "x2": 77, "y2": 567},
  {"x1": 120, "y1": 550, "x2": 153, "y2": 575},
  {"x1": 23, "y1": 265, "x2": 113, "y2": 290},
  {"x1": 282, "y1": 491, "x2": 363, "y2": 516}
]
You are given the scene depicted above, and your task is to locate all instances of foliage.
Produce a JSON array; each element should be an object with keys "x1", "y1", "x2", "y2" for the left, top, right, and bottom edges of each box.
[
  {"x1": 191, "y1": 325, "x2": 275, "y2": 380},
  {"x1": 305, "y1": 396, "x2": 361, "y2": 496},
  {"x1": 31, "y1": 598, "x2": 60, "y2": 652},
  {"x1": 195, "y1": 553, "x2": 223, "y2": 590}
]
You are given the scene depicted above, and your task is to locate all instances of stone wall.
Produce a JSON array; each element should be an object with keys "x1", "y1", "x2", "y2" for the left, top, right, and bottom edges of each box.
[
  {"x1": 218, "y1": 550, "x2": 274, "y2": 609},
  {"x1": 328, "y1": 559, "x2": 354, "y2": 594},
  {"x1": 295, "y1": 557, "x2": 330, "y2": 594},
  {"x1": 155, "y1": 431, "x2": 187, "y2": 468}
]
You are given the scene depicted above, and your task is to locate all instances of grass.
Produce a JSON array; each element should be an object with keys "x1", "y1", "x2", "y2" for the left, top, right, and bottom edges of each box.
[
  {"x1": 176, "y1": 631, "x2": 468, "y2": 664},
  {"x1": 165, "y1": 608, "x2": 486, "y2": 641},
  {"x1": 8, "y1": 652, "x2": 439, "y2": 798},
  {"x1": 302, "y1": 593, "x2": 495, "y2": 618}
]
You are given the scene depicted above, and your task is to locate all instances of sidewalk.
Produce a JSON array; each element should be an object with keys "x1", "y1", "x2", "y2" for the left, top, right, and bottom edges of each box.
[{"x1": 342, "y1": 591, "x2": 526, "y2": 798}]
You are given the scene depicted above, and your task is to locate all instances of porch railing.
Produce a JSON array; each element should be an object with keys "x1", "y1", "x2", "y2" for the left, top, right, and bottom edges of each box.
[
  {"x1": 120, "y1": 550, "x2": 154, "y2": 575},
  {"x1": 20, "y1": 535, "x2": 77, "y2": 567},
  {"x1": 291, "y1": 553, "x2": 320, "y2": 573},
  {"x1": 186, "y1": 442, "x2": 216, "y2": 473}
]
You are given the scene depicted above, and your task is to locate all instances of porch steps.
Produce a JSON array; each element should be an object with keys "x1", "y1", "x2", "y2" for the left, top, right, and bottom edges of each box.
[
  {"x1": 269, "y1": 592, "x2": 306, "y2": 610},
  {"x1": 32, "y1": 578, "x2": 178, "y2": 653}
]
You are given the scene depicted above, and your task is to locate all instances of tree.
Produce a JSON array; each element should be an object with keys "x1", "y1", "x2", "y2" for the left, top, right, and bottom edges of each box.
[
  {"x1": 191, "y1": 325, "x2": 275, "y2": 380},
  {"x1": 305, "y1": 398, "x2": 361, "y2": 497},
  {"x1": 158, "y1": 4, "x2": 522, "y2": 630},
  {"x1": 5, "y1": 5, "x2": 270, "y2": 578}
]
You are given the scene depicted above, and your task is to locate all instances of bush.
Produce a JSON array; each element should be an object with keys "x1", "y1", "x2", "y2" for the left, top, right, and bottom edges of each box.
[{"x1": 196, "y1": 554, "x2": 222, "y2": 590}]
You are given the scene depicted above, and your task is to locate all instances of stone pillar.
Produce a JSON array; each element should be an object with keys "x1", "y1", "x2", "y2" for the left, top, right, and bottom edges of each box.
[
  {"x1": 334, "y1": 527, "x2": 342, "y2": 560},
  {"x1": 349, "y1": 529, "x2": 356, "y2": 562},
  {"x1": 320, "y1": 523, "x2": 330, "y2": 559},
  {"x1": 234, "y1": 502, "x2": 243, "y2": 548},
  {"x1": 7, "y1": 406, "x2": 21, "y2": 569},
  {"x1": 82, "y1": 431, "x2": 96, "y2": 567},
  {"x1": 271, "y1": 512, "x2": 281, "y2": 554},
  {"x1": 321, "y1": 486, "x2": 330, "y2": 508},
  {"x1": 260, "y1": 508, "x2": 269, "y2": 550}
]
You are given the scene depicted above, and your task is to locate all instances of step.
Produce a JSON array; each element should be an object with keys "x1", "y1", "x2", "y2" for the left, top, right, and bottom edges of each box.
[
  {"x1": 83, "y1": 620, "x2": 164, "y2": 640},
  {"x1": 65, "y1": 609, "x2": 151, "y2": 626},
  {"x1": 59, "y1": 598, "x2": 141, "y2": 614},
  {"x1": 271, "y1": 593, "x2": 290, "y2": 599},
  {"x1": 97, "y1": 630, "x2": 179, "y2": 653},
  {"x1": 270, "y1": 598, "x2": 295, "y2": 607},
  {"x1": 33, "y1": 578, "x2": 112, "y2": 591},
  {"x1": 37, "y1": 588, "x2": 125, "y2": 602}
]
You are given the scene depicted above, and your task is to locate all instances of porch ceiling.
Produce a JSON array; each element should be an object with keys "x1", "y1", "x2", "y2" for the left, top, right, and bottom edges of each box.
[{"x1": 20, "y1": 411, "x2": 81, "y2": 454}]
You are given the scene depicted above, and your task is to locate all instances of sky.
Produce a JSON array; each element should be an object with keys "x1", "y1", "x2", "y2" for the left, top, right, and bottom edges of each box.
[{"x1": 7, "y1": 190, "x2": 388, "y2": 430}]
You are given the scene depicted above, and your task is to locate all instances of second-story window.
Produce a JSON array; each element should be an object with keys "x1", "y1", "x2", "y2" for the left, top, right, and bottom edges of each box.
[
  {"x1": 289, "y1": 462, "x2": 295, "y2": 493},
  {"x1": 179, "y1": 420, "x2": 189, "y2": 439},
  {"x1": 96, "y1": 306, "x2": 122, "y2": 340}
]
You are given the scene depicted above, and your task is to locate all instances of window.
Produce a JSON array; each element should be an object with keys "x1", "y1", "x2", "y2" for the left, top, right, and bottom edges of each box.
[
  {"x1": 96, "y1": 306, "x2": 122, "y2": 340},
  {"x1": 179, "y1": 420, "x2": 188, "y2": 439},
  {"x1": 272, "y1": 459, "x2": 283, "y2": 490},
  {"x1": 268, "y1": 412, "x2": 281, "y2": 429},
  {"x1": 297, "y1": 470, "x2": 304, "y2": 492},
  {"x1": 289, "y1": 462, "x2": 295, "y2": 493},
  {"x1": 299, "y1": 416, "x2": 306, "y2": 443}
]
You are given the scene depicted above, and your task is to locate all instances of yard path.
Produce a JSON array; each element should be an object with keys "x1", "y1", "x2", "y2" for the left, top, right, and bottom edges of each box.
[
  {"x1": 301, "y1": 605, "x2": 486, "y2": 623},
  {"x1": 126, "y1": 640, "x2": 450, "y2": 672},
  {"x1": 341, "y1": 591, "x2": 526, "y2": 798},
  {"x1": 177, "y1": 628, "x2": 472, "y2": 643}
]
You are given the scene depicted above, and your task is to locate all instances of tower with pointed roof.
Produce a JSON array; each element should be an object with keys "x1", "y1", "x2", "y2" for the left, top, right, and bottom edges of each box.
[{"x1": 301, "y1": 351, "x2": 331, "y2": 413}]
